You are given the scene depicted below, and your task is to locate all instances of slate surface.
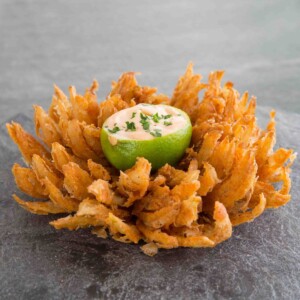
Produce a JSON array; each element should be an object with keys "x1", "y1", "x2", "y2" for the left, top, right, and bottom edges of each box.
[{"x1": 1, "y1": 1, "x2": 300, "y2": 299}]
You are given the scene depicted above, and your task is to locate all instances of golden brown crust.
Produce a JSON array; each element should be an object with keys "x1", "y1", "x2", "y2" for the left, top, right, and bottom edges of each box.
[{"x1": 7, "y1": 67, "x2": 295, "y2": 255}]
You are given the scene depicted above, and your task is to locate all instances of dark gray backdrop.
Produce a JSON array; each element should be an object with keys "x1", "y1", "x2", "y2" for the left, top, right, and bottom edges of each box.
[{"x1": 1, "y1": 1, "x2": 300, "y2": 299}]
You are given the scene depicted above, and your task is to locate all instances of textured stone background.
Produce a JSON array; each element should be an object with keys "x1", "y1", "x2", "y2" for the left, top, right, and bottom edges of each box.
[{"x1": 0, "y1": 1, "x2": 299, "y2": 299}]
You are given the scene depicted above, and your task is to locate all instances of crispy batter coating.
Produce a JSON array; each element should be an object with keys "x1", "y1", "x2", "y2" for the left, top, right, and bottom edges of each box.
[
  {"x1": 137, "y1": 220, "x2": 179, "y2": 249},
  {"x1": 203, "y1": 201, "x2": 232, "y2": 244},
  {"x1": 82, "y1": 124, "x2": 103, "y2": 156},
  {"x1": 88, "y1": 179, "x2": 113, "y2": 205},
  {"x1": 62, "y1": 162, "x2": 93, "y2": 200},
  {"x1": 98, "y1": 94, "x2": 135, "y2": 128},
  {"x1": 198, "y1": 162, "x2": 221, "y2": 196},
  {"x1": 69, "y1": 80, "x2": 99, "y2": 125},
  {"x1": 171, "y1": 63, "x2": 206, "y2": 118},
  {"x1": 230, "y1": 193, "x2": 266, "y2": 226},
  {"x1": 50, "y1": 198, "x2": 110, "y2": 230},
  {"x1": 140, "y1": 242, "x2": 158, "y2": 256},
  {"x1": 7, "y1": 66, "x2": 295, "y2": 255},
  {"x1": 12, "y1": 163, "x2": 48, "y2": 199},
  {"x1": 6, "y1": 122, "x2": 50, "y2": 164},
  {"x1": 66, "y1": 119, "x2": 99, "y2": 161},
  {"x1": 107, "y1": 213, "x2": 141, "y2": 244},
  {"x1": 158, "y1": 161, "x2": 200, "y2": 187},
  {"x1": 174, "y1": 196, "x2": 201, "y2": 227},
  {"x1": 50, "y1": 215, "x2": 105, "y2": 230},
  {"x1": 43, "y1": 177, "x2": 79, "y2": 213},
  {"x1": 87, "y1": 159, "x2": 111, "y2": 181},
  {"x1": 31, "y1": 154, "x2": 63, "y2": 189},
  {"x1": 118, "y1": 157, "x2": 151, "y2": 207},
  {"x1": 13, "y1": 194, "x2": 65, "y2": 215},
  {"x1": 34, "y1": 105, "x2": 62, "y2": 147},
  {"x1": 207, "y1": 149, "x2": 258, "y2": 211},
  {"x1": 51, "y1": 142, "x2": 88, "y2": 172}
]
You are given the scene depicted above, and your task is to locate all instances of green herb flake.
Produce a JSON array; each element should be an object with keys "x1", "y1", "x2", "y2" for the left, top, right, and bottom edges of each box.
[
  {"x1": 108, "y1": 126, "x2": 120, "y2": 134},
  {"x1": 163, "y1": 114, "x2": 172, "y2": 119},
  {"x1": 164, "y1": 121, "x2": 172, "y2": 126},
  {"x1": 141, "y1": 120, "x2": 150, "y2": 130},
  {"x1": 140, "y1": 113, "x2": 148, "y2": 120},
  {"x1": 125, "y1": 121, "x2": 136, "y2": 131},
  {"x1": 152, "y1": 113, "x2": 161, "y2": 123},
  {"x1": 131, "y1": 112, "x2": 136, "y2": 119},
  {"x1": 140, "y1": 113, "x2": 150, "y2": 130},
  {"x1": 150, "y1": 129, "x2": 162, "y2": 137}
]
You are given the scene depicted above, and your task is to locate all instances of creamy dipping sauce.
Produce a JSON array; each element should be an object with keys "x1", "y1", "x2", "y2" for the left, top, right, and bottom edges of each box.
[{"x1": 103, "y1": 104, "x2": 189, "y2": 141}]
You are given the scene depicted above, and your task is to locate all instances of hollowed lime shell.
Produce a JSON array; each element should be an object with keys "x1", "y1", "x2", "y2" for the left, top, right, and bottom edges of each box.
[{"x1": 101, "y1": 108, "x2": 192, "y2": 171}]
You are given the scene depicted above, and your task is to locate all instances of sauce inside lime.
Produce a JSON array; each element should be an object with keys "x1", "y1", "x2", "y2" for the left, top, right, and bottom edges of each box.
[{"x1": 101, "y1": 104, "x2": 192, "y2": 170}]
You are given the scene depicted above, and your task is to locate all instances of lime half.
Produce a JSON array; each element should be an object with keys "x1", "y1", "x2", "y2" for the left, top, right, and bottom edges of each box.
[{"x1": 101, "y1": 104, "x2": 192, "y2": 171}]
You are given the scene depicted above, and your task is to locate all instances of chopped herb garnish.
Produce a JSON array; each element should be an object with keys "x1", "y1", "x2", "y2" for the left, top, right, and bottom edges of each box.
[
  {"x1": 177, "y1": 114, "x2": 181, "y2": 116},
  {"x1": 152, "y1": 113, "x2": 161, "y2": 123},
  {"x1": 131, "y1": 112, "x2": 136, "y2": 119},
  {"x1": 140, "y1": 113, "x2": 148, "y2": 120},
  {"x1": 108, "y1": 126, "x2": 120, "y2": 134},
  {"x1": 164, "y1": 121, "x2": 172, "y2": 126},
  {"x1": 150, "y1": 129, "x2": 162, "y2": 137},
  {"x1": 141, "y1": 119, "x2": 150, "y2": 130},
  {"x1": 126, "y1": 121, "x2": 136, "y2": 131},
  {"x1": 163, "y1": 114, "x2": 172, "y2": 119},
  {"x1": 140, "y1": 113, "x2": 150, "y2": 130}
]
